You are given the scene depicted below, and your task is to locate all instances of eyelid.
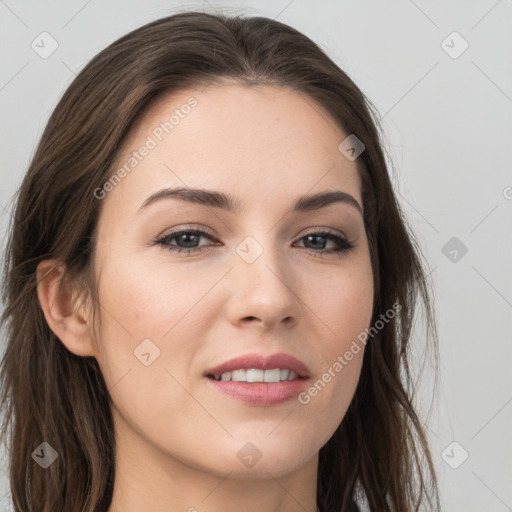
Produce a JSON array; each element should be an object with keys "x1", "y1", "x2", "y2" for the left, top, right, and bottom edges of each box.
[
  {"x1": 300, "y1": 226, "x2": 348, "y2": 238},
  {"x1": 156, "y1": 224, "x2": 217, "y2": 239}
]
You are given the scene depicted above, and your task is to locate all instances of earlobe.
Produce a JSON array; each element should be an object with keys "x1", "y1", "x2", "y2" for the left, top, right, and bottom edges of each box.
[{"x1": 36, "y1": 260, "x2": 96, "y2": 358}]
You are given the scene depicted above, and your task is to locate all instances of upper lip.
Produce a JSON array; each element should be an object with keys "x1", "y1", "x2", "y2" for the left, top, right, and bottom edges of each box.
[{"x1": 204, "y1": 352, "x2": 310, "y2": 379}]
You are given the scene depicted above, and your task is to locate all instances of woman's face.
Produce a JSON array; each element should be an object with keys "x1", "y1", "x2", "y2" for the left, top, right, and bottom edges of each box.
[{"x1": 92, "y1": 83, "x2": 373, "y2": 479}]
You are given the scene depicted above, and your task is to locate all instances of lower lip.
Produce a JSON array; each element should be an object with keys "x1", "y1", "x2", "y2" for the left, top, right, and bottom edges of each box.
[{"x1": 205, "y1": 377, "x2": 309, "y2": 406}]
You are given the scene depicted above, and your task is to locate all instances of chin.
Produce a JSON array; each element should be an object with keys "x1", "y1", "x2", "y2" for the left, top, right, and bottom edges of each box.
[{"x1": 201, "y1": 438, "x2": 315, "y2": 479}]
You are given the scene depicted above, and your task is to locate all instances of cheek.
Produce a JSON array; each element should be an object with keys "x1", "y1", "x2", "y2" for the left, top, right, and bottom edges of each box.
[
  {"x1": 92, "y1": 256, "x2": 212, "y2": 438},
  {"x1": 315, "y1": 263, "x2": 374, "y2": 354},
  {"x1": 92, "y1": 253, "x2": 213, "y2": 390},
  {"x1": 300, "y1": 260, "x2": 373, "y2": 425},
  {"x1": 97, "y1": 253, "x2": 209, "y2": 336}
]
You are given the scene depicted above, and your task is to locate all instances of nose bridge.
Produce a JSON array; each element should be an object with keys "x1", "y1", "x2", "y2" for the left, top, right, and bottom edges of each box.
[
  {"x1": 235, "y1": 230, "x2": 285, "y2": 283},
  {"x1": 230, "y1": 230, "x2": 300, "y2": 325}
]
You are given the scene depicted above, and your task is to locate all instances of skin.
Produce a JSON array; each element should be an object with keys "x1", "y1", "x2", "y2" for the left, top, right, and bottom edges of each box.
[{"x1": 37, "y1": 83, "x2": 374, "y2": 512}]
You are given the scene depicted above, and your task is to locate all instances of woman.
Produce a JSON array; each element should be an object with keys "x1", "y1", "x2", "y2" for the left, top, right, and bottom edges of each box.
[{"x1": 0, "y1": 11, "x2": 440, "y2": 512}]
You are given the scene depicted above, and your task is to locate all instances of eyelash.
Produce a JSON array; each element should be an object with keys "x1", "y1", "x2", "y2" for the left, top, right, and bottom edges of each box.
[{"x1": 154, "y1": 228, "x2": 355, "y2": 258}]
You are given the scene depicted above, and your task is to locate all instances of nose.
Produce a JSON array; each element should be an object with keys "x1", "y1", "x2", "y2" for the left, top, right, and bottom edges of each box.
[{"x1": 226, "y1": 236, "x2": 302, "y2": 330}]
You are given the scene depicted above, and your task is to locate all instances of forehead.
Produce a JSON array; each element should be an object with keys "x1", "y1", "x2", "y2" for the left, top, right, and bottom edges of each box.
[{"x1": 103, "y1": 82, "x2": 362, "y2": 216}]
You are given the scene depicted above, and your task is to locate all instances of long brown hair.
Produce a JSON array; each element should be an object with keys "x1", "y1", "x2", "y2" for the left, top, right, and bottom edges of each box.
[{"x1": 0, "y1": 11, "x2": 440, "y2": 512}]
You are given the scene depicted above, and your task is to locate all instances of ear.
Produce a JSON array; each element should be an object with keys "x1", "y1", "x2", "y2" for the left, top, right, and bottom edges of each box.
[{"x1": 36, "y1": 259, "x2": 96, "y2": 358}]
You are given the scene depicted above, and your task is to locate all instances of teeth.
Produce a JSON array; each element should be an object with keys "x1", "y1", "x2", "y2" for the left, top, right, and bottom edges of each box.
[
  {"x1": 263, "y1": 368, "x2": 281, "y2": 382},
  {"x1": 231, "y1": 369, "x2": 246, "y2": 382},
  {"x1": 246, "y1": 369, "x2": 264, "y2": 382},
  {"x1": 214, "y1": 368, "x2": 300, "y2": 382}
]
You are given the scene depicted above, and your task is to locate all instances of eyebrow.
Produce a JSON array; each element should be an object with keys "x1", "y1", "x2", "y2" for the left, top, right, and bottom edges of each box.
[{"x1": 138, "y1": 187, "x2": 363, "y2": 215}]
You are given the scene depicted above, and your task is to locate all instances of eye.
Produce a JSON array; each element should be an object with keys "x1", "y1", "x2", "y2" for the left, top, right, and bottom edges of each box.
[
  {"x1": 153, "y1": 228, "x2": 355, "y2": 258},
  {"x1": 154, "y1": 228, "x2": 218, "y2": 255},
  {"x1": 294, "y1": 229, "x2": 355, "y2": 258}
]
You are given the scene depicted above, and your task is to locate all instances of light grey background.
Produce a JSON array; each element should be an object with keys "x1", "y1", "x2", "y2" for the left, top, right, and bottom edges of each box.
[{"x1": 1, "y1": 1, "x2": 511, "y2": 511}]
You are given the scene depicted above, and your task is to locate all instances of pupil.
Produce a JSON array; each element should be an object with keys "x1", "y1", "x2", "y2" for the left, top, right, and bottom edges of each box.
[
  {"x1": 307, "y1": 235, "x2": 325, "y2": 249},
  {"x1": 180, "y1": 234, "x2": 198, "y2": 247}
]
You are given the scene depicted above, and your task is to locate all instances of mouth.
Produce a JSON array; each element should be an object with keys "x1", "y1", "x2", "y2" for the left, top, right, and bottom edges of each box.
[
  {"x1": 204, "y1": 352, "x2": 310, "y2": 380},
  {"x1": 203, "y1": 352, "x2": 310, "y2": 406}
]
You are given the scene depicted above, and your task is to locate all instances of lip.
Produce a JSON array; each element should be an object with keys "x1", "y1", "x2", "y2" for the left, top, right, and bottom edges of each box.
[
  {"x1": 204, "y1": 352, "x2": 310, "y2": 379},
  {"x1": 203, "y1": 352, "x2": 310, "y2": 407}
]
